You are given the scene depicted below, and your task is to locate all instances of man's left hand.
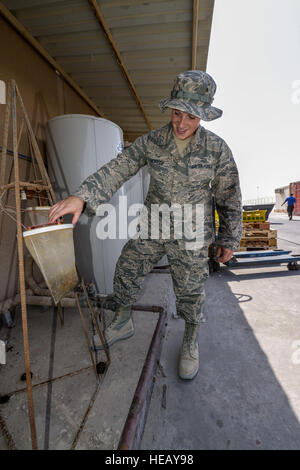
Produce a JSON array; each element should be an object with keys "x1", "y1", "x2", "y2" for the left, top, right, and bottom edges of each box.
[{"x1": 216, "y1": 246, "x2": 234, "y2": 263}]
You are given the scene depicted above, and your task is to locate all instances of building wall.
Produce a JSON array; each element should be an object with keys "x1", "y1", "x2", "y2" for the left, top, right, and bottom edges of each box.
[
  {"x1": 290, "y1": 181, "x2": 300, "y2": 216},
  {"x1": 0, "y1": 17, "x2": 98, "y2": 304}
]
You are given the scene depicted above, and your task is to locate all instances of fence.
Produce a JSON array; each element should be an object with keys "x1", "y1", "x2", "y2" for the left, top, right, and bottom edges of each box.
[{"x1": 243, "y1": 197, "x2": 275, "y2": 206}]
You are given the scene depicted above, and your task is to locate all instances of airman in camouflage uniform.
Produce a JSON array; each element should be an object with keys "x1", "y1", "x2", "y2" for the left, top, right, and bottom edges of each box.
[{"x1": 49, "y1": 71, "x2": 242, "y2": 380}]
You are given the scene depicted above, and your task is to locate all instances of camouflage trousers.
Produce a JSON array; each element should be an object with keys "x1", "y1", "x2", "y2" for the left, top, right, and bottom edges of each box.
[{"x1": 112, "y1": 237, "x2": 209, "y2": 325}]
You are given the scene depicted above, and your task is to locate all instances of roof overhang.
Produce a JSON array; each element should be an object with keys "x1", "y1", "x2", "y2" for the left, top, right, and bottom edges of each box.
[{"x1": 1, "y1": 0, "x2": 215, "y2": 141}]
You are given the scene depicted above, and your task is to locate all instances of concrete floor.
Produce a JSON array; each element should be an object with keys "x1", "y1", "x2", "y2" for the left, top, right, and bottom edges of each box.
[
  {"x1": 0, "y1": 273, "x2": 172, "y2": 450},
  {"x1": 1, "y1": 212, "x2": 300, "y2": 450}
]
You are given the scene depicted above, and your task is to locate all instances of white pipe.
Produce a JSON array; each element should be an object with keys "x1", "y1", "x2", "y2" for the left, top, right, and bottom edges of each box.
[
  {"x1": 26, "y1": 296, "x2": 76, "y2": 308},
  {"x1": 0, "y1": 289, "x2": 76, "y2": 313},
  {"x1": 0, "y1": 288, "x2": 33, "y2": 313}
]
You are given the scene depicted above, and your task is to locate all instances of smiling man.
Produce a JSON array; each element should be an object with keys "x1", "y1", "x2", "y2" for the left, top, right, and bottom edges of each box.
[
  {"x1": 171, "y1": 109, "x2": 200, "y2": 140},
  {"x1": 49, "y1": 70, "x2": 242, "y2": 380}
]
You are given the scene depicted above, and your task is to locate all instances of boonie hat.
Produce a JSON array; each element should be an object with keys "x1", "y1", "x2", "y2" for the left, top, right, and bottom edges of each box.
[{"x1": 159, "y1": 70, "x2": 223, "y2": 121}]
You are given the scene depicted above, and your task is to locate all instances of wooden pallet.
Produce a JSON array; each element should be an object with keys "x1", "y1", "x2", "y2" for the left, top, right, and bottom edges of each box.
[
  {"x1": 241, "y1": 229, "x2": 277, "y2": 239},
  {"x1": 238, "y1": 244, "x2": 277, "y2": 251},
  {"x1": 243, "y1": 222, "x2": 270, "y2": 230},
  {"x1": 239, "y1": 238, "x2": 277, "y2": 249}
]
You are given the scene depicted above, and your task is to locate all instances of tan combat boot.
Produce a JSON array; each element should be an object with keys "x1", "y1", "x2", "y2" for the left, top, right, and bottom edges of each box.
[
  {"x1": 92, "y1": 304, "x2": 134, "y2": 350},
  {"x1": 178, "y1": 322, "x2": 199, "y2": 380}
]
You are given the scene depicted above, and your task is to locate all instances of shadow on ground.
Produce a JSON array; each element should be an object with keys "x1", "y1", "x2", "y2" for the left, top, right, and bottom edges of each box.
[{"x1": 142, "y1": 268, "x2": 300, "y2": 450}]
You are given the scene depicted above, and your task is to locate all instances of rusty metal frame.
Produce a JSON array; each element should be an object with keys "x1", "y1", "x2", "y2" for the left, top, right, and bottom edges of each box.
[
  {"x1": 118, "y1": 306, "x2": 167, "y2": 450},
  {"x1": 0, "y1": 81, "x2": 109, "y2": 449}
]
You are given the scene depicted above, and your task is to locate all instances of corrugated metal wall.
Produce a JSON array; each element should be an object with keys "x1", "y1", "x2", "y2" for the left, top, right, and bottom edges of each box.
[{"x1": 290, "y1": 181, "x2": 300, "y2": 216}]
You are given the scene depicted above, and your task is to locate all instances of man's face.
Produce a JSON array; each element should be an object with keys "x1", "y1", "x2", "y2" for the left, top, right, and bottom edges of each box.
[{"x1": 171, "y1": 109, "x2": 200, "y2": 140}]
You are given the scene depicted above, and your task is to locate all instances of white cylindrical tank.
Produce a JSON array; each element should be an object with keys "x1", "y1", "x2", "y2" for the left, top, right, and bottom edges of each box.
[{"x1": 46, "y1": 114, "x2": 146, "y2": 294}]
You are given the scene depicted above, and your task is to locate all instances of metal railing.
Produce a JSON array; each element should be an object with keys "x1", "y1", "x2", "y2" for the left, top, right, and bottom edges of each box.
[{"x1": 243, "y1": 197, "x2": 275, "y2": 205}]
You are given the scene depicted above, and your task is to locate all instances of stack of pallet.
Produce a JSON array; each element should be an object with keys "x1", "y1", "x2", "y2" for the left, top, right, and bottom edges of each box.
[
  {"x1": 239, "y1": 220, "x2": 277, "y2": 251},
  {"x1": 214, "y1": 210, "x2": 277, "y2": 251}
]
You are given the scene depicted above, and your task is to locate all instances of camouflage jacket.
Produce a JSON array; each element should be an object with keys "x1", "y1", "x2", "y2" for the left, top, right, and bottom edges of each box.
[{"x1": 73, "y1": 122, "x2": 242, "y2": 250}]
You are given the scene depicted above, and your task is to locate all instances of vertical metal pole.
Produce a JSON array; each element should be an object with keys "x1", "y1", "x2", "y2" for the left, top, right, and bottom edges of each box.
[
  {"x1": 75, "y1": 292, "x2": 99, "y2": 380},
  {"x1": 192, "y1": 0, "x2": 199, "y2": 69},
  {"x1": 57, "y1": 302, "x2": 64, "y2": 327},
  {"x1": 12, "y1": 80, "x2": 38, "y2": 450}
]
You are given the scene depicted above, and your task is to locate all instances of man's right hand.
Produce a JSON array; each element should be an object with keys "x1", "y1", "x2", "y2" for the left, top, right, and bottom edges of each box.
[{"x1": 48, "y1": 196, "x2": 85, "y2": 225}]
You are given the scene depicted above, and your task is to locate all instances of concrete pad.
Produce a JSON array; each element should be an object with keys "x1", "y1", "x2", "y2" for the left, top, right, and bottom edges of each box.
[
  {"x1": 0, "y1": 273, "x2": 172, "y2": 450},
  {"x1": 142, "y1": 216, "x2": 300, "y2": 450}
]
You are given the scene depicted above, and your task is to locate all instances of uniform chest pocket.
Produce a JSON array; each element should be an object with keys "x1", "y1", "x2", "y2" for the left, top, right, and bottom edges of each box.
[
  {"x1": 188, "y1": 163, "x2": 214, "y2": 186},
  {"x1": 147, "y1": 155, "x2": 171, "y2": 182}
]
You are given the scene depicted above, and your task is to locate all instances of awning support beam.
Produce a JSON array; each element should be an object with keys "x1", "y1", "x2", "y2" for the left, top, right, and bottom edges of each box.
[
  {"x1": 192, "y1": 0, "x2": 199, "y2": 69},
  {"x1": 88, "y1": 0, "x2": 152, "y2": 131}
]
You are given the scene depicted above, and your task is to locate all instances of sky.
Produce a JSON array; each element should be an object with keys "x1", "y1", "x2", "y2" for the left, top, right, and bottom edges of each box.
[{"x1": 205, "y1": 0, "x2": 300, "y2": 202}]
